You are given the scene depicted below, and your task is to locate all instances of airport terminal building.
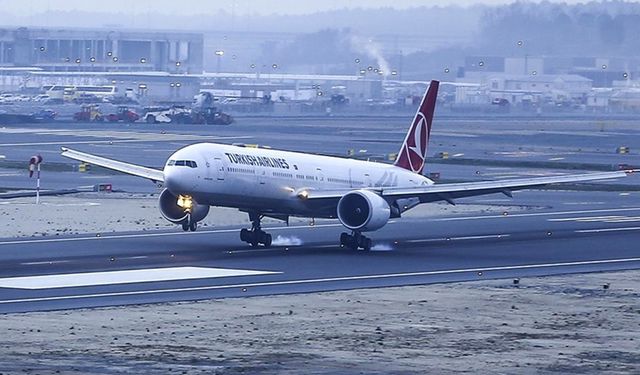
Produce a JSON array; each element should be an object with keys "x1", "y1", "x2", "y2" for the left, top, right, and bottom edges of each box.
[{"x1": 0, "y1": 27, "x2": 203, "y2": 73}]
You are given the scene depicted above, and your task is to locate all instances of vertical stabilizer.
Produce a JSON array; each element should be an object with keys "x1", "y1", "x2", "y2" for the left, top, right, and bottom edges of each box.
[{"x1": 394, "y1": 80, "x2": 439, "y2": 174}]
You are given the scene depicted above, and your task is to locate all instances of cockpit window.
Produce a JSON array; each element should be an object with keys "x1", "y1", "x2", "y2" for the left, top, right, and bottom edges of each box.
[{"x1": 170, "y1": 160, "x2": 197, "y2": 168}]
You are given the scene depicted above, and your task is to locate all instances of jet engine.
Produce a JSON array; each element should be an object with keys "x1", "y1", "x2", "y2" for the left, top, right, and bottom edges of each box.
[
  {"x1": 159, "y1": 188, "x2": 209, "y2": 224},
  {"x1": 337, "y1": 189, "x2": 390, "y2": 232}
]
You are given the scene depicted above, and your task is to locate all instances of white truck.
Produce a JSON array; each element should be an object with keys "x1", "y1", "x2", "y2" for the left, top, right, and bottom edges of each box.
[{"x1": 142, "y1": 106, "x2": 191, "y2": 123}]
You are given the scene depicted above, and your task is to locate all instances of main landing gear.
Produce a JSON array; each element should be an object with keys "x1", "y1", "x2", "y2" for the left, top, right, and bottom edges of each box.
[
  {"x1": 340, "y1": 231, "x2": 372, "y2": 251},
  {"x1": 240, "y1": 212, "x2": 272, "y2": 248},
  {"x1": 181, "y1": 213, "x2": 198, "y2": 232}
]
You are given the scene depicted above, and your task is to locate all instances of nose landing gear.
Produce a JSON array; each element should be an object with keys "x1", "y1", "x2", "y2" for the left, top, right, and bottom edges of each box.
[
  {"x1": 240, "y1": 212, "x2": 272, "y2": 248},
  {"x1": 181, "y1": 213, "x2": 198, "y2": 232},
  {"x1": 340, "y1": 231, "x2": 372, "y2": 251}
]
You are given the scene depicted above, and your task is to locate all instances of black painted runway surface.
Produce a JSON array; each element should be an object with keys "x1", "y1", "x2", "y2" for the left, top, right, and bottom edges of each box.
[{"x1": 0, "y1": 191, "x2": 638, "y2": 313}]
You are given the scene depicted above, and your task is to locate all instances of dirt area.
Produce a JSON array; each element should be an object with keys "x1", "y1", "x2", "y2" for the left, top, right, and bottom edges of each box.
[{"x1": 0, "y1": 271, "x2": 637, "y2": 374}]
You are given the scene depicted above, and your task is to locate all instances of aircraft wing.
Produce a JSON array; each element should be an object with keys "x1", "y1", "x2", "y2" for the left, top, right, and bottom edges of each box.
[
  {"x1": 306, "y1": 171, "x2": 629, "y2": 203},
  {"x1": 61, "y1": 147, "x2": 164, "y2": 183}
]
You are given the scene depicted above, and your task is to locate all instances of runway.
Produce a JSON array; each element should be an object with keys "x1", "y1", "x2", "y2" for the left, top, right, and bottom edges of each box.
[
  {"x1": 1, "y1": 118, "x2": 639, "y2": 314},
  {"x1": 1, "y1": 191, "x2": 639, "y2": 313}
]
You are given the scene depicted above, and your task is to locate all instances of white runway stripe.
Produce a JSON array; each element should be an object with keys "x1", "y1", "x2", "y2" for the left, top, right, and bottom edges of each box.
[
  {"x1": 0, "y1": 266, "x2": 279, "y2": 290},
  {"x1": 550, "y1": 216, "x2": 640, "y2": 223},
  {"x1": 20, "y1": 260, "x2": 70, "y2": 266},
  {"x1": 1, "y1": 258, "x2": 639, "y2": 305},
  {"x1": 575, "y1": 227, "x2": 640, "y2": 234},
  {"x1": 434, "y1": 207, "x2": 640, "y2": 221},
  {"x1": 407, "y1": 234, "x2": 509, "y2": 243}
]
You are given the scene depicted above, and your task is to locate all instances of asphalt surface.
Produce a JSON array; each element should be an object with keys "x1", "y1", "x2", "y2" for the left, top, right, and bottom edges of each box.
[
  {"x1": 1, "y1": 115, "x2": 639, "y2": 167},
  {"x1": 0, "y1": 117, "x2": 639, "y2": 313},
  {"x1": 1, "y1": 116, "x2": 639, "y2": 194},
  {"x1": 0, "y1": 190, "x2": 639, "y2": 313}
]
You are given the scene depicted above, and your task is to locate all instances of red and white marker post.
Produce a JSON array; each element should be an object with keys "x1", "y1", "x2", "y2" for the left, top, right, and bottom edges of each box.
[{"x1": 28, "y1": 155, "x2": 43, "y2": 204}]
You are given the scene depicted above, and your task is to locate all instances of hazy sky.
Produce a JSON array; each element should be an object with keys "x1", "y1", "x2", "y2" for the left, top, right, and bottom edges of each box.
[{"x1": 0, "y1": 0, "x2": 590, "y2": 16}]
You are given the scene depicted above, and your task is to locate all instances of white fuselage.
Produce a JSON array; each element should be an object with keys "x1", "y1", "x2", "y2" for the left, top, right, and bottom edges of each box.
[{"x1": 163, "y1": 143, "x2": 433, "y2": 218}]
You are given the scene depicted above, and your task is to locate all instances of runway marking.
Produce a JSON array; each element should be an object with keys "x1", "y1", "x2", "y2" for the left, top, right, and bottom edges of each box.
[
  {"x1": 407, "y1": 234, "x2": 510, "y2": 243},
  {"x1": 20, "y1": 260, "x2": 70, "y2": 266},
  {"x1": 575, "y1": 227, "x2": 640, "y2": 234},
  {"x1": 550, "y1": 216, "x2": 640, "y2": 223},
  {"x1": 434, "y1": 207, "x2": 640, "y2": 222},
  {"x1": 563, "y1": 202, "x2": 606, "y2": 205},
  {"x1": 0, "y1": 266, "x2": 279, "y2": 290},
  {"x1": 0, "y1": 224, "x2": 343, "y2": 246},
  {"x1": 0, "y1": 258, "x2": 639, "y2": 305}
]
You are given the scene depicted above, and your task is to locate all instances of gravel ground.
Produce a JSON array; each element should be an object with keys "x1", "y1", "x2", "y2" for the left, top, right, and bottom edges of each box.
[{"x1": 0, "y1": 271, "x2": 638, "y2": 374}]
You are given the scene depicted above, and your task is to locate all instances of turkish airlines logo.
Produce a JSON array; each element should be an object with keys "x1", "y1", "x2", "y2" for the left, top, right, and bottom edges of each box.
[{"x1": 402, "y1": 112, "x2": 429, "y2": 173}]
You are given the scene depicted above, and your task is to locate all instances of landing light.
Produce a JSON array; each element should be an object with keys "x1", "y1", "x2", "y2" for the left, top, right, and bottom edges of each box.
[
  {"x1": 297, "y1": 190, "x2": 309, "y2": 200},
  {"x1": 177, "y1": 195, "x2": 193, "y2": 211}
]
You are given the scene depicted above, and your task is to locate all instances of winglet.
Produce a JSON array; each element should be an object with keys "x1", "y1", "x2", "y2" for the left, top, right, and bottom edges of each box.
[{"x1": 394, "y1": 80, "x2": 439, "y2": 174}]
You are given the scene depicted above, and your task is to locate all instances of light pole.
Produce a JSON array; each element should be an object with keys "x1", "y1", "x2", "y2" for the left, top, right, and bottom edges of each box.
[
  {"x1": 516, "y1": 40, "x2": 528, "y2": 75},
  {"x1": 215, "y1": 50, "x2": 224, "y2": 74}
]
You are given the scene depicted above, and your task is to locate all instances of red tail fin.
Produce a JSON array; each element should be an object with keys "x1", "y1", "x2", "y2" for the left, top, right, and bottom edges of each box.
[{"x1": 394, "y1": 80, "x2": 439, "y2": 174}]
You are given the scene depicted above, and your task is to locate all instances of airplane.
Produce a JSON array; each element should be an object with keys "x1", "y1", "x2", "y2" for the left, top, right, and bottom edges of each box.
[{"x1": 61, "y1": 80, "x2": 630, "y2": 251}]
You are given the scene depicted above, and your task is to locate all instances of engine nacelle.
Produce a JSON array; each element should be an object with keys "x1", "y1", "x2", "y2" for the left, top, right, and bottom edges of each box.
[
  {"x1": 337, "y1": 189, "x2": 390, "y2": 232},
  {"x1": 158, "y1": 188, "x2": 209, "y2": 224}
]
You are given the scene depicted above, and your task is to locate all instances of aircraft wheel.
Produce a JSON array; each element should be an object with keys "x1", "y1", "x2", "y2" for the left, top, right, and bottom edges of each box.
[
  {"x1": 262, "y1": 233, "x2": 272, "y2": 248},
  {"x1": 340, "y1": 232, "x2": 350, "y2": 247},
  {"x1": 181, "y1": 222, "x2": 189, "y2": 232},
  {"x1": 240, "y1": 228, "x2": 250, "y2": 242},
  {"x1": 189, "y1": 221, "x2": 197, "y2": 232},
  {"x1": 362, "y1": 237, "x2": 372, "y2": 251}
]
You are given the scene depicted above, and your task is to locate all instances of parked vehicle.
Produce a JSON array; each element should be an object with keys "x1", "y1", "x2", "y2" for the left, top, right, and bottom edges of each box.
[
  {"x1": 142, "y1": 106, "x2": 191, "y2": 123},
  {"x1": 0, "y1": 93, "x2": 16, "y2": 104},
  {"x1": 107, "y1": 106, "x2": 140, "y2": 123},
  {"x1": 191, "y1": 92, "x2": 234, "y2": 125},
  {"x1": 73, "y1": 105, "x2": 104, "y2": 122},
  {"x1": 191, "y1": 107, "x2": 234, "y2": 125},
  {"x1": 33, "y1": 94, "x2": 51, "y2": 102},
  {"x1": 32, "y1": 109, "x2": 57, "y2": 121},
  {"x1": 105, "y1": 96, "x2": 139, "y2": 105},
  {"x1": 73, "y1": 93, "x2": 102, "y2": 104}
]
